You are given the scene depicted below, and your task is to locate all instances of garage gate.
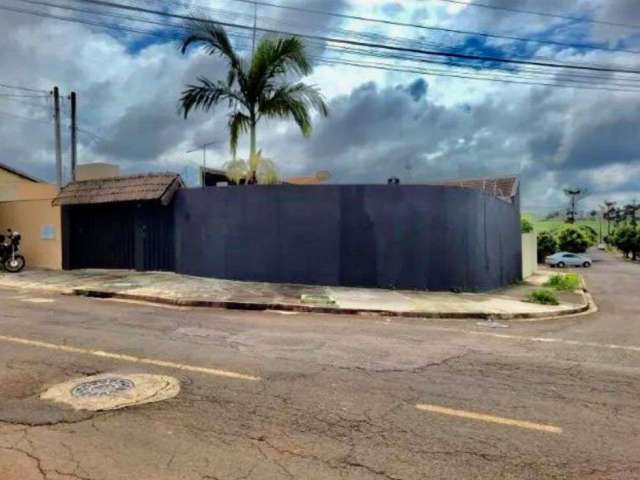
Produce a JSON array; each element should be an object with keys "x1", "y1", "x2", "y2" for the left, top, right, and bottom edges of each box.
[
  {"x1": 62, "y1": 201, "x2": 174, "y2": 271},
  {"x1": 55, "y1": 173, "x2": 182, "y2": 272}
]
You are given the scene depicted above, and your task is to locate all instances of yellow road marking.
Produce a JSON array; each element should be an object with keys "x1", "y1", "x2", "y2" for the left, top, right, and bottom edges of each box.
[
  {"x1": 416, "y1": 403, "x2": 562, "y2": 434},
  {"x1": 0, "y1": 334, "x2": 261, "y2": 382}
]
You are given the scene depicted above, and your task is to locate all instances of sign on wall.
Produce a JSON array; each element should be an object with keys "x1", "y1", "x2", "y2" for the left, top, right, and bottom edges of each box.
[{"x1": 41, "y1": 224, "x2": 55, "y2": 240}]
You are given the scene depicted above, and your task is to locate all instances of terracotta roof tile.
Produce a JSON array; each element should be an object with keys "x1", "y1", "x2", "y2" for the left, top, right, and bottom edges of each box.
[
  {"x1": 285, "y1": 176, "x2": 324, "y2": 185},
  {"x1": 434, "y1": 176, "x2": 519, "y2": 200},
  {"x1": 52, "y1": 173, "x2": 183, "y2": 206}
]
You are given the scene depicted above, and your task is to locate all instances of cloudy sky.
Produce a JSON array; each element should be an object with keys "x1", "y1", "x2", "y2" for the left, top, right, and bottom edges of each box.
[{"x1": 1, "y1": 0, "x2": 639, "y2": 214}]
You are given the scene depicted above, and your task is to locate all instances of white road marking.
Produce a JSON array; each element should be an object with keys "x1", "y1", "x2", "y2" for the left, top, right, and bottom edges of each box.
[
  {"x1": 21, "y1": 298, "x2": 55, "y2": 304},
  {"x1": 416, "y1": 403, "x2": 562, "y2": 434},
  {"x1": 0, "y1": 334, "x2": 261, "y2": 381},
  {"x1": 466, "y1": 330, "x2": 640, "y2": 352},
  {"x1": 428, "y1": 327, "x2": 640, "y2": 353}
]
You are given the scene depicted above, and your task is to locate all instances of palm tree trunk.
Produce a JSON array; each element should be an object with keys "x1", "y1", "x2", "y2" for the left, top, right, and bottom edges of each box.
[
  {"x1": 250, "y1": 121, "x2": 257, "y2": 158},
  {"x1": 249, "y1": 118, "x2": 257, "y2": 184}
]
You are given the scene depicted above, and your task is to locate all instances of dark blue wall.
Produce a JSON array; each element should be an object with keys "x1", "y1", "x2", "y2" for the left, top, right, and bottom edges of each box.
[{"x1": 173, "y1": 185, "x2": 521, "y2": 291}]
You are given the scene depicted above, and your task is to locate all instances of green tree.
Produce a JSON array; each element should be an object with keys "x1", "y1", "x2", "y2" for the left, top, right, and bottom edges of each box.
[
  {"x1": 521, "y1": 217, "x2": 534, "y2": 233},
  {"x1": 537, "y1": 231, "x2": 557, "y2": 262},
  {"x1": 578, "y1": 224, "x2": 598, "y2": 245},
  {"x1": 613, "y1": 223, "x2": 640, "y2": 260},
  {"x1": 180, "y1": 22, "x2": 328, "y2": 183},
  {"x1": 556, "y1": 225, "x2": 591, "y2": 253}
]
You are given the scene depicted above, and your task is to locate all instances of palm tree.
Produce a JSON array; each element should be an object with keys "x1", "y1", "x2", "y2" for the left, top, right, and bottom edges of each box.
[{"x1": 180, "y1": 22, "x2": 328, "y2": 183}]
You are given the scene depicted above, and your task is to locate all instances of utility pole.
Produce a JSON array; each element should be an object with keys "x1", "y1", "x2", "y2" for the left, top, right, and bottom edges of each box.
[
  {"x1": 52, "y1": 86, "x2": 63, "y2": 187},
  {"x1": 564, "y1": 188, "x2": 585, "y2": 224},
  {"x1": 604, "y1": 200, "x2": 616, "y2": 236},
  {"x1": 69, "y1": 91, "x2": 77, "y2": 182}
]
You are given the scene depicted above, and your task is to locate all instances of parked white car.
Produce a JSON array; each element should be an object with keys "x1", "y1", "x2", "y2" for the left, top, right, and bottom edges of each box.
[{"x1": 545, "y1": 252, "x2": 592, "y2": 268}]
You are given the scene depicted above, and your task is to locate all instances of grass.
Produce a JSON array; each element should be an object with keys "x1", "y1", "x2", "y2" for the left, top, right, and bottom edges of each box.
[
  {"x1": 522, "y1": 214, "x2": 602, "y2": 235},
  {"x1": 544, "y1": 273, "x2": 582, "y2": 291},
  {"x1": 526, "y1": 289, "x2": 560, "y2": 305}
]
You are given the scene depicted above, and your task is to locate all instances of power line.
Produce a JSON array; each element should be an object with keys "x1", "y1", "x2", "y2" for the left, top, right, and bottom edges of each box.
[
  {"x1": 318, "y1": 43, "x2": 640, "y2": 88},
  {"x1": 315, "y1": 57, "x2": 640, "y2": 94},
  {"x1": 19, "y1": 0, "x2": 640, "y2": 74},
  {"x1": 433, "y1": 0, "x2": 640, "y2": 30},
  {"x1": 231, "y1": 31, "x2": 640, "y2": 92},
  {"x1": 0, "y1": 93, "x2": 49, "y2": 98},
  {"x1": 4, "y1": 0, "x2": 640, "y2": 93},
  {"x1": 193, "y1": 0, "x2": 640, "y2": 55},
  {"x1": 9, "y1": 0, "x2": 640, "y2": 78},
  {"x1": 59, "y1": 0, "x2": 640, "y2": 75},
  {"x1": 0, "y1": 4, "x2": 633, "y2": 96},
  {"x1": 0, "y1": 81, "x2": 49, "y2": 93}
]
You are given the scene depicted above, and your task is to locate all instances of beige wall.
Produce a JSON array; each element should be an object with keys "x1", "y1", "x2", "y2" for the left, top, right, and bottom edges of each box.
[
  {"x1": 522, "y1": 232, "x2": 537, "y2": 279},
  {"x1": 0, "y1": 168, "x2": 29, "y2": 185},
  {"x1": 0, "y1": 180, "x2": 61, "y2": 270}
]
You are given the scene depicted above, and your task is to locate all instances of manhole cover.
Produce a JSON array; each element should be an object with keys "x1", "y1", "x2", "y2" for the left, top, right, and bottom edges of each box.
[
  {"x1": 41, "y1": 373, "x2": 180, "y2": 411},
  {"x1": 71, "y1": 377, "x2": 135, "y2": 398}
]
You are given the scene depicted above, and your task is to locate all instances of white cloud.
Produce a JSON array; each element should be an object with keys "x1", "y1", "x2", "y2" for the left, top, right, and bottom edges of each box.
[{"x1": 0, "y1": 0, "x2": 639, "y2": 211}]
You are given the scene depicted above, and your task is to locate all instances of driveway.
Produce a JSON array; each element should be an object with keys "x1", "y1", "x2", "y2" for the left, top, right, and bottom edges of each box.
[
  {"x1": 554, "y1": 249, "x2": 640, "y2": 345},
  {"x1": 0, "y1": 251, "x2": 638, "y2": 479}
]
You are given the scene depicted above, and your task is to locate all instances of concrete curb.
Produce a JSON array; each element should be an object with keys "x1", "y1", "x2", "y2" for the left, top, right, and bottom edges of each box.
[{"x1": 71, "y1": 287, "x2": 592, "y2": 321}]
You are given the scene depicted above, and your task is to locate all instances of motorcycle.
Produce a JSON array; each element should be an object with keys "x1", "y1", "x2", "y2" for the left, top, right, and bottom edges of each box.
[{"x1": 0, "y1": 229, "x2": 25, "y2": 273}]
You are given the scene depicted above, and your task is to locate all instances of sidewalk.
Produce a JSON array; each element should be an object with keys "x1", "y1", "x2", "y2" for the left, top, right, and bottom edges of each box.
[{"x1": 0, "y1": 268, "x2": 590, "y2": 320}]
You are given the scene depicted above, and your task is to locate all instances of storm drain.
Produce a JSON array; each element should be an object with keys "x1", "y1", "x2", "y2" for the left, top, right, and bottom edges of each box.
[
  {"x1": 41, "y1": 373, "x2": 180, "y2": 411},
  {"x1": 71, "y1": 377, "x2": 135, "y2": 398}
]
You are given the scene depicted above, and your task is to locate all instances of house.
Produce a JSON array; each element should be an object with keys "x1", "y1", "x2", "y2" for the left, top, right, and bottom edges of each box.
[
  {"x1": 52, "y1": 169, "x2": 522, "y2": 292},
  {"x1": 53, "y1": 173, "x2": 183, "y2": 271},
  {"x1": 0, "y1": 162, "x2": 62, "y2": 269},
  {"x1": 0, "y1": 162, "x2": 43, "y2": 185}
]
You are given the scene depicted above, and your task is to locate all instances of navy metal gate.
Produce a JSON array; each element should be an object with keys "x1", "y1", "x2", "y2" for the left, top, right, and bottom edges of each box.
[{"x1": 62, "y1": 201, "x2": 174, "y2": 271}]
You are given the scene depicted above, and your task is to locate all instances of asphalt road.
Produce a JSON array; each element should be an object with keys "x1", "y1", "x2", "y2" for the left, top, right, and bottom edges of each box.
[{"x1": 0, "y1": 250, "x2": 639, "y2": 479}]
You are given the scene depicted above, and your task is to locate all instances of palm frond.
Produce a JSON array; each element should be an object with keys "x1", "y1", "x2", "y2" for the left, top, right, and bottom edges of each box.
[
  {"x1": 181, "y1": 22, "x2": 238, "y2": 63},
  {"x1": 179, "y1": 77, "x2": 240, "y2": 118},
  {"x1": 259, "y1": 83, "x2": 328, "y2": 135},
  {"x1": 228, "y1": 111, "x2": 251, "y2": 156},
  {"x1": 181, "y1": 21, "x2": 248, "y2": 94},
  {"x1": 248, "y1": 37, "x2": 311, "y2": 101}
]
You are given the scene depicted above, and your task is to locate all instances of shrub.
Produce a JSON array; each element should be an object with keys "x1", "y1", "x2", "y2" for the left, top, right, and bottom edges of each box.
[
  {"x1": 521, "y1": 217, "x2": 534, "y2": 233},
  {"x1": 526, "y1": 289, "x2": 559, "y2": 305},
  {"x1": 537, "y1": 231, "x2": 557, "y2": 262},
  {"x1": 544, "y1": 273, "x2": 581, "y2": 291},
  {"x1": 556, "y1": 225, "x2": 592, "y2": 253}
]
